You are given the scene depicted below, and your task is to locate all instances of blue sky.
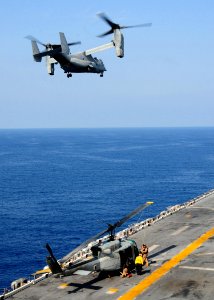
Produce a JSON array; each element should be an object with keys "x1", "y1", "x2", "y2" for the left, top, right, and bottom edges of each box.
[{"x1": 0, "y1": 0, "x2": 213, "y2": 128}]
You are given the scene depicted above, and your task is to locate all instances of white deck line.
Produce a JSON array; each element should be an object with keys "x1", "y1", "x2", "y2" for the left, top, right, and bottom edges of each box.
[
  {"x1": 190, "y1": 206, "x2": 214, "y2": 211},
  {"x1": 193, "y1": 252, "x2": 214, "y2": 256},
  {"x1": 179, "y1": 266, "x2": 214, "y2": 272},
  {"x1": 148, "y1": 245, "x2": 160, "y2": 252},
  {"x1": 171, "y1": 225, "x2": 189, "y2": 236}
]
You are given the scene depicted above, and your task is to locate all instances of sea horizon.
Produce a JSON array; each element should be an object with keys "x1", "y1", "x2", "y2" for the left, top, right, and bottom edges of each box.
[{"x1": 0, "y1": 126, "x2": 214, "y2": 130}]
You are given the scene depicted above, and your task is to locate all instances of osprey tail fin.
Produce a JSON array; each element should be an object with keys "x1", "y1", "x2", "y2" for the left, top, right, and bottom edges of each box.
[
  {"x1": 31, "y1": 41, "x2": 42, "y2": 62},
  {"x1": 59, "y1": 32, "x2": 70, "y2": 55}
]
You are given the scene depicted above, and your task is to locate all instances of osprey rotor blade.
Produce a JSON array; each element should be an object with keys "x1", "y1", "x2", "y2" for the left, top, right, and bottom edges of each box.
[
  {"x1": 47, "y1": 41, "x2": 81, "y2": 49},
  {"x1": 25, "y1": 35, "x2": 46, "y2": 47},
  {"x1": 68, "y1": 41, "x2": 81, "y2": 46},
  {"x1": 97, "y1": 29, "x2": 114, "y2": 38},
  {"x1": 97, "y1": 12, "x2": 118, "y2": 29},
  {"x1": 97, "y1": 12, "x2": 152, "y2": 37},
  {"x1": 26, "y1": 35, "x2": 81, "y2": 50},
  {"x1": 121, "y1": 23, "x2": 152, "y2": 29},
  {"x1": 97, "y1": 12, "x2": 121, "y2": 37}
]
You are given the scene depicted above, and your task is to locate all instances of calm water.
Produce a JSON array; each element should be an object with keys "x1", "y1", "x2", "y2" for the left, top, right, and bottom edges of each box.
[{"x1": 1, "y1": 128, "x2": 214, "y2": 288}]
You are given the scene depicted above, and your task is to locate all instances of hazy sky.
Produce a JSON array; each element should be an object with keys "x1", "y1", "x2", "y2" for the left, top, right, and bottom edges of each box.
[{"x1": 0, "y1": 0, "x2": 213, "y2": 128}]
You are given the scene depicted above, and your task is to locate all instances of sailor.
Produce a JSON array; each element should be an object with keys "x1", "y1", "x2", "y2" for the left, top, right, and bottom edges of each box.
[
  {"x1": 120, "y1": 264, "x2": 132, "y2": 278},
  {"x1": 141, "y1": 244, "x2": 149, "y2": 267},
  {"x1": 135, "y1": 252, "x2": 144, "y2": 275},
  {"x1": 120, "y1": 265, "x2": 129, "y2": 278}
]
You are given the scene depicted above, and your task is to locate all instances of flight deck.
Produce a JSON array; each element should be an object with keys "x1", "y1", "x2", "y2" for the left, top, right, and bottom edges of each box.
[{"x1": 2, "y1": 190, "x2": 214, "y2": 300}]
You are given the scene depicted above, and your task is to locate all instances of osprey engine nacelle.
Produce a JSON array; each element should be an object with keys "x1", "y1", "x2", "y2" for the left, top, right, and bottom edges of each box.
[
  {"x1": 113, "y1": 29, "x2": 124, "y2": 58},
  {"x1": 46, "y1": 57, "x2": 56, "y2": 75}
]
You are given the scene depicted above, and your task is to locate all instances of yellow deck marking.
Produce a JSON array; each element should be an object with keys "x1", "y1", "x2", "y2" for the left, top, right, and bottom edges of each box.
[
  {"x1": 32, "y1": 268, "x2": 51, "y2": 275},
  {"x1": 58, "y1": 283, "x2": 69, "y2": 289},
  {"x1": 106, "y1": 288, "x2": 119, "y2": 294},
  {"x1": 118, "y1": 227, "x2": 214, "y2": 300}
]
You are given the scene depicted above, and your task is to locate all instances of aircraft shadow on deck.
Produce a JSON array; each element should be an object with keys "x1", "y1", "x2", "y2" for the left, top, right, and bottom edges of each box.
[
  {"x1": 67, "y1": 272, "x2": 114, "y2": 294},
  {"x1": 148, "y1": 245, "x2": 177, "y2": 260}
]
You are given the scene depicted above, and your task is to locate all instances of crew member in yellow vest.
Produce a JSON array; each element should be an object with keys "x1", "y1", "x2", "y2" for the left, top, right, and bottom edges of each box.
[{"x1": 135, "y1": 252, "x2": 144, "y2": 275}]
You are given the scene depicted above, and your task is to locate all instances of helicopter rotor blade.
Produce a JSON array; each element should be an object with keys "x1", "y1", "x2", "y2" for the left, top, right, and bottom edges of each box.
[
  {"x1": 60, "y1": 228, "x2": 109, "y2": 263},
  {"x1": 113, "y1": 201, "x2": 153, "y2": 229},
  {"x1": 61, "y1": 201, "x2": 153, "y2": 263},
  {"x1": 25, "y1": 35, "x2": 46, "y2": 47}
]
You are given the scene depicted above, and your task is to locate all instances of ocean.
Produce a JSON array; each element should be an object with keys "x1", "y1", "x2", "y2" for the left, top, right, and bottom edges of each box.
[{"x1": 1, "y1": 127, "x2": 214, "y2": 289}]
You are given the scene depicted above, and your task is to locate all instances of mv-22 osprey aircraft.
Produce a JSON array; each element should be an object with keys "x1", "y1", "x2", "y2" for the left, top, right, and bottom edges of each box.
[{"x1": 26, "y1": 13, "x2": 152, "y2": 78}]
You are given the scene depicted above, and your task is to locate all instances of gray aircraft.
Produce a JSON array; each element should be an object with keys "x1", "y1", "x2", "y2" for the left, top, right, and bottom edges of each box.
[
  {"x1": 45, "y1": 202, "x2": 153, "y2": 277},
  {"x1": 26, "y1": 13, "x2": 151, "y2": 78}
]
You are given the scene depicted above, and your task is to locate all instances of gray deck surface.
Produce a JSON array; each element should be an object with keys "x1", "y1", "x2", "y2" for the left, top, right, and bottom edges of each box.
[{"x1": 5, "y1": 192, "x2": 214, "y2": 300}]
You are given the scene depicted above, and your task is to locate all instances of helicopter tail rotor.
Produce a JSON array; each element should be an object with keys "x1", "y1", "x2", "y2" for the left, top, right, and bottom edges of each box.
[{"x1": 45, "y1": 243, "x2": 63, "y2": 274}]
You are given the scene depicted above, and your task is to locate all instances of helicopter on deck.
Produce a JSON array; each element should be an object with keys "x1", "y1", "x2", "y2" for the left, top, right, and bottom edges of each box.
[
  {"x1": 26, "y1": 13, "x2": 151, "y2": 78},
  {"x1": 44, "y1": 201, "x2": 153, "y2": 277}
]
